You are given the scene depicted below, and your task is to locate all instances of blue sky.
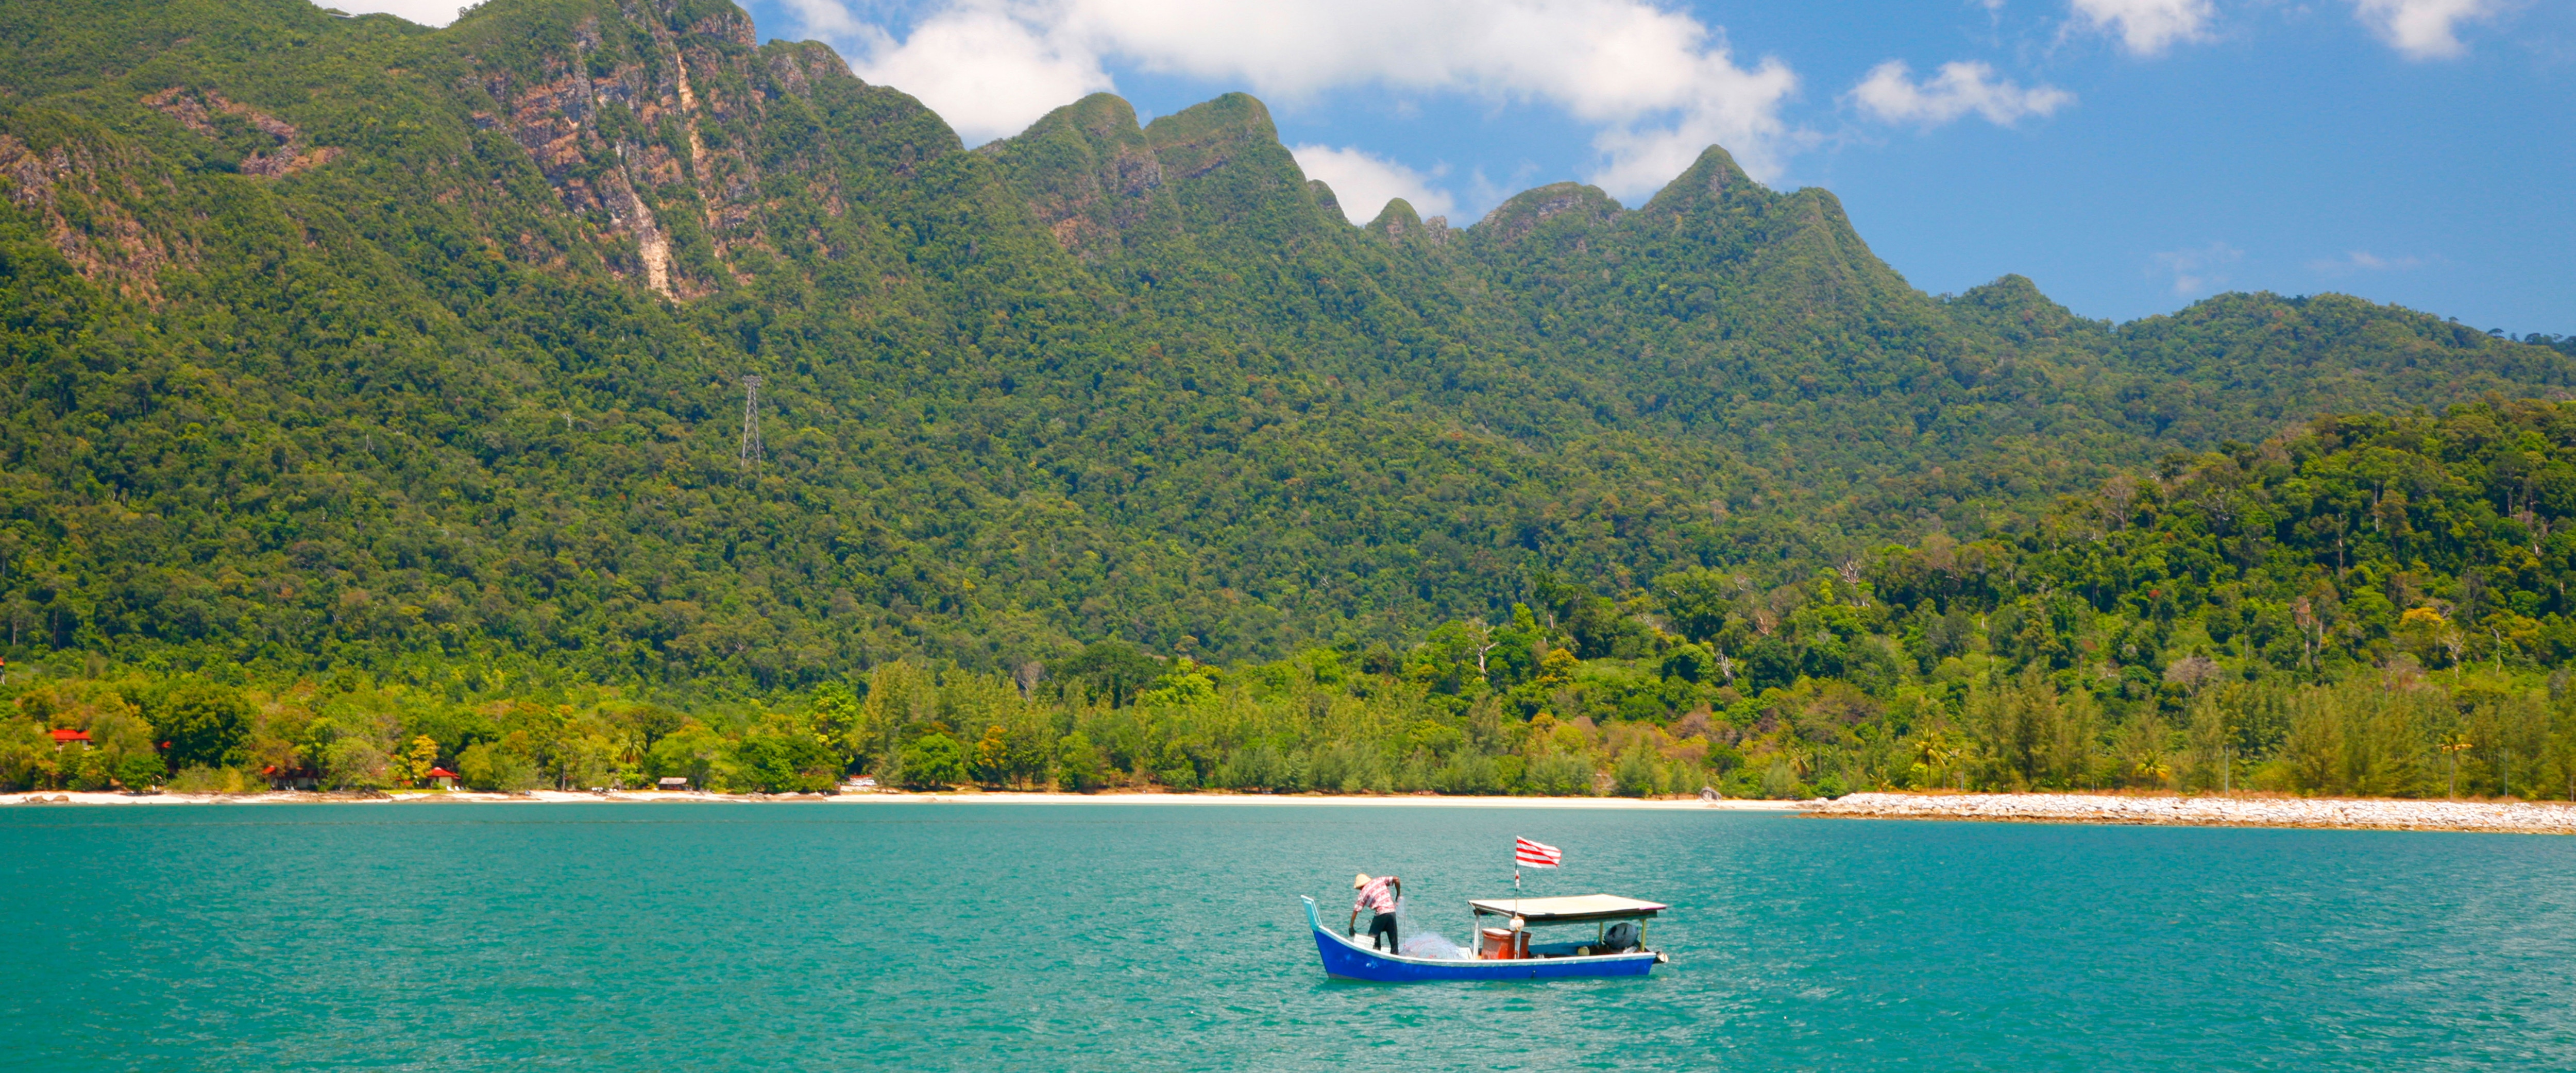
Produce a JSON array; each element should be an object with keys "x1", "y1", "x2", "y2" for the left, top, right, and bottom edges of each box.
[{"x1": 342, "y1": 0, "x2": 2572, "y2": 333}]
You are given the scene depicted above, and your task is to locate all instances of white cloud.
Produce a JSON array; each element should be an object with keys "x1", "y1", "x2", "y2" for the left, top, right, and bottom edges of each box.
[
  {"x1": 2068, "y1": 0, "x2": 2214, "y2": 56},
  {"x1": 1849, "y1": 60, "x2": 2074, "y2": 127},
  {"x1": 2352, "y1": 0, "x2": 2497, "y2": 60},
  {"x1": 2151, "y1": 241, "x2": 2242, "y2": 297},
  {"x1": 842, "y1": 9, "x2": 1111, "y2": 142},
  {"x1": 2309, "y1": 250, "x2": 2426, "y2": 274},
  {"x1": 777, "y1": 0, "x2": 872, "y2": 42},
  {"x1": 790, "y1": 0, "x2": 1804, "y2": 195},
  {"x1": 1291, "y1": 145, "x2": 1458, "y2": 225},
  {"x1": 1582, "y1": 48, "x2": 1798, "y2": 198},
  {"x1": 311, "y1": 0, "x2": 468, "y2": 26}
]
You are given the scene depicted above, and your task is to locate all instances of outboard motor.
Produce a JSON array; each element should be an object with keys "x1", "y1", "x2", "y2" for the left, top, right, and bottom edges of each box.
[{"x1": 1602, "y1": 921, "x2": 1641, "y2": 953}]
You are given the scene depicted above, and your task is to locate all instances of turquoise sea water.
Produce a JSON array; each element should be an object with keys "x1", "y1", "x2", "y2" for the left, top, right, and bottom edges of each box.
[{"x1": 4, "y1": 803, "x2": 2573, "y2": 1070}]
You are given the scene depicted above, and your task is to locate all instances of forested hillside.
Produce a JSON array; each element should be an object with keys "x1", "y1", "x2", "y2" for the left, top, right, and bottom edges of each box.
[
  {"x1": 16, "y1": 403, "x2": 2576, "y2": 799},
  {"x1": 3, "y1": 0, "x2": 2573, "y2": 797}
]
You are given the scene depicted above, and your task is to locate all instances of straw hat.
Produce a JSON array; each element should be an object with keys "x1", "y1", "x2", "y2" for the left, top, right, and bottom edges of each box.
[{"x1": 1353, "y1": 873, "x2": 1372, "y2": 889}]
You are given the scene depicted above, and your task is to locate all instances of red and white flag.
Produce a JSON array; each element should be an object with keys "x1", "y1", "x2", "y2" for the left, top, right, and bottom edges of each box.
[{"x1": 1514, "y1": 837, "x2": 1562, "y2": 869}]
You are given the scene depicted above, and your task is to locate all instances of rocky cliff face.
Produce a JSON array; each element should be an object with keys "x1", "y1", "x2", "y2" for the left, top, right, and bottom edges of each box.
[
  {"x1": 982, "y1": 94, "x2": 1175, "y2": 261},
  {"x1": 434, "y1": 0, "x2": 955, "y2": 299}
]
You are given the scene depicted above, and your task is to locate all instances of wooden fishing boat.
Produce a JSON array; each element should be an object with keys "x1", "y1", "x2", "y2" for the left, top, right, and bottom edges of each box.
[{"x1": 1300, "y1": 893, "x2": 1670, "y2": 982}]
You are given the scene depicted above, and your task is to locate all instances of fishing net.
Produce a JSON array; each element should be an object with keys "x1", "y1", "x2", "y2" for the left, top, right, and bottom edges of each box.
[{"x1": 1389, "y1": 897, "x2": 1471, "y2": 960}]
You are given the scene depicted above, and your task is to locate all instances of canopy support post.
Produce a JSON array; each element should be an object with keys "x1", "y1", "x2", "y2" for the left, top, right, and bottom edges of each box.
[{"x1": 1512, "y1": 868, "x2": 1522, "y2": 956}]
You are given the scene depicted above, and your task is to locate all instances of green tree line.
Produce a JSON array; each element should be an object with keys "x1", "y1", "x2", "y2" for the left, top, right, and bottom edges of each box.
[{"x1": 15, "y1": 402, "x2": 2576, "y2": 802}]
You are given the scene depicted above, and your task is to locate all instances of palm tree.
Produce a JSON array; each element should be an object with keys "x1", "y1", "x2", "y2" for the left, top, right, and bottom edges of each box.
[
  {"x1": 2438, "y1": 733, "x2": 2473, "y2": 798},
  {"x1": 2133, "y1": 756, "x2": 2172, "y2": 788},
  {"x1": 1913, "y1": 732, "x2": 1963, "y2": 792}
]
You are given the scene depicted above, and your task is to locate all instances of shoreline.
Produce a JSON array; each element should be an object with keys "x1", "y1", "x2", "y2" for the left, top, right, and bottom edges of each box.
[
  {"x1": 2, "y1": 789, "x2": 1795, "y2": 811},
  {"x1": 26, "y1": 788, "x2": 2572, "y2": 832},
  {"x1": 1802, "y1": 792, "x2": 2576, "y2": 835}
]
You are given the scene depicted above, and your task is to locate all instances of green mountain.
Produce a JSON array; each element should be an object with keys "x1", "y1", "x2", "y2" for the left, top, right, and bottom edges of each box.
[{"x1": 2, "y1": 0, "x2": 2568, "y2": 699}]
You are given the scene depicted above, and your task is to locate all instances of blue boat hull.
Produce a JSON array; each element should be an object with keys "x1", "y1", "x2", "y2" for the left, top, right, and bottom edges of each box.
[{"x1": 1301, "y1": 898, "x2": 1658, "y2": 982}]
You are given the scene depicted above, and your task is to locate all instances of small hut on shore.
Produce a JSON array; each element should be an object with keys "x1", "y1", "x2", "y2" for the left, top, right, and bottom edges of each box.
[{"x1": 261, "y1": 765, "x2": 318, "y2": 791}]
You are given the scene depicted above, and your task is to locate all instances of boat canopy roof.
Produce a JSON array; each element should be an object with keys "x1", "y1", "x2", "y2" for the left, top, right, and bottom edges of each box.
[{"x1": 1468, "y1": 894, "x2": 1667, "y2": 923}]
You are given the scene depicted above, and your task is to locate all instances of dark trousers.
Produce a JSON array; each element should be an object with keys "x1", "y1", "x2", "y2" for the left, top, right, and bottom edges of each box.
[{"x1": 1366, "y1": 912, "x2": 1398, "y2": 952}]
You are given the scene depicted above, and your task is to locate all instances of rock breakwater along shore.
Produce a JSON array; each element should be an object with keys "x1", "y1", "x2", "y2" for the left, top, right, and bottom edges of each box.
[{"x1": 1802, "y1": 792, "x2": 2576, "y2": 834}]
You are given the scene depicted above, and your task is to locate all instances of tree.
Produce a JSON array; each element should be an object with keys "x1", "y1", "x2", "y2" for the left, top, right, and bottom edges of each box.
[
  {"x1": 1404, "y1": 623, "x2": 1490, "y2": 700},
  {"x1": 2439, "y1": 733, "x2": 2473, "y2": 798},
  {"x1": 458, "y1": 742, "x2": 541, "y2": 793},
  {"x1": 973, "y1": 725, "x2": 1012, "y2": 787},
  {"x1": 1661, "y1": 643, "x2": 1720, "y2": 684},
  {"x1": 1057, "y1": 732, "x2": 1106, "y2": 792},
  {"x1": 810, "y1": 683, "x2": 865, "y2": 764},
  {"x1": 1054, "y1": 643, "x2": 1162, "y2": 708},
  {"x1": 731, "y1": 720, "x2": 841, "y2": 793},
  {"x1": 1002, "y1": 718, "x2": 1052, "y2": 788},
  {"x1": 1654, "y1": 568, "x2": 1739, "y2": 643},
  {"x1": 387, "y1": 736, "x2": 439, "y2": 786},
  {"x1": 0, "y1": 720, "x2": 55, "y2": 791},
  {"x1": 1911, "y1": 728, "x2": 1963, "y2": 791},
  {"x1": 643, "y1": 724, "x2": 725, "y2": 791},
  {"x1": 899, "y1": 734, "x2": 969, "y2": 790},
  {"x1": 1612, "y1": 742, "x2": 1660, "y2": 797},
  {"x1": 1136, "y1": 659, "x2": 1218, "y2": 706},
  {"x1": 65, "y1": 748, "x2": 114, "y2": 792},
  {"x1": 321, "y1": 738, "x2": 391, "y2": 792},
  {"x1": 113, "y1": 752, "x2": 165, "y2": 792},
  {"x1": 557, "y1": 735, "x2": 618, "y2": 791},
  {"x1": 146, "y1": 682, "x2": 251, "y2": 772}
]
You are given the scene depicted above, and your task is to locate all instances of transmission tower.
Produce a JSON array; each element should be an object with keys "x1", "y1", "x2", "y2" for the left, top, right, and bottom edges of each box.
[{"x1": 737, "y1": 375, "x2": 764, "y2": 476}]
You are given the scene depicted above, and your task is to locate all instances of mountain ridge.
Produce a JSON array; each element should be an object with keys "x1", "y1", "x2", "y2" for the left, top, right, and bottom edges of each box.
[{"x1": 0, "y1": 0, "x2": 2567, "y2": 694}]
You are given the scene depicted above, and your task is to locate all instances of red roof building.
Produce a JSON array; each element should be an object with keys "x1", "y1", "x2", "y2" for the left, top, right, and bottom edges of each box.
[{"x1": 49, "y1": 728, "x2": 91, "y2": 746}]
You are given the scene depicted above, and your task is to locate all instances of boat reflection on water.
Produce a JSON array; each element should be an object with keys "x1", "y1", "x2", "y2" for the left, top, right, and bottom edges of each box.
[{"x1": 1300, "y1": 893, "x2": 1669, "y2": 982}]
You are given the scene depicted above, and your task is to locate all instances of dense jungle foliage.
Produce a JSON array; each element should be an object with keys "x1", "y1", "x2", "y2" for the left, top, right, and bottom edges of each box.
[
  {"x1": 3, "y1": 0, "x2": 2573, "y2": 796},
  {"x1": 16, "y1": 403, "x2": 2576, "y2": 800}
]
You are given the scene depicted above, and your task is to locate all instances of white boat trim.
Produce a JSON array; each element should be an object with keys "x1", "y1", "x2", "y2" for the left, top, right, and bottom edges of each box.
[{"x1": 1310, "y1": 918, "x2": 1659, "y2": 967}]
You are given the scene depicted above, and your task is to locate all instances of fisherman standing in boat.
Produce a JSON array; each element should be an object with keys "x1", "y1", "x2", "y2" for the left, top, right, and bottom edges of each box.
[{"x1": 1349, "y1": 873, "x2": 1402, "y2": 952}]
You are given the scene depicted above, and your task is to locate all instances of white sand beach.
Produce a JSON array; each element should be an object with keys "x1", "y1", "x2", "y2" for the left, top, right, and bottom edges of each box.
[
  {"x1": 1803, "y1": 792, "x2": 2576, "y2": 834},
  {"x1": 21, "y1": 787, "x2": 2576, "y2": 832},
  {"x1": 3, "y1": 788, "x2": 1797, "y2": 810}
]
